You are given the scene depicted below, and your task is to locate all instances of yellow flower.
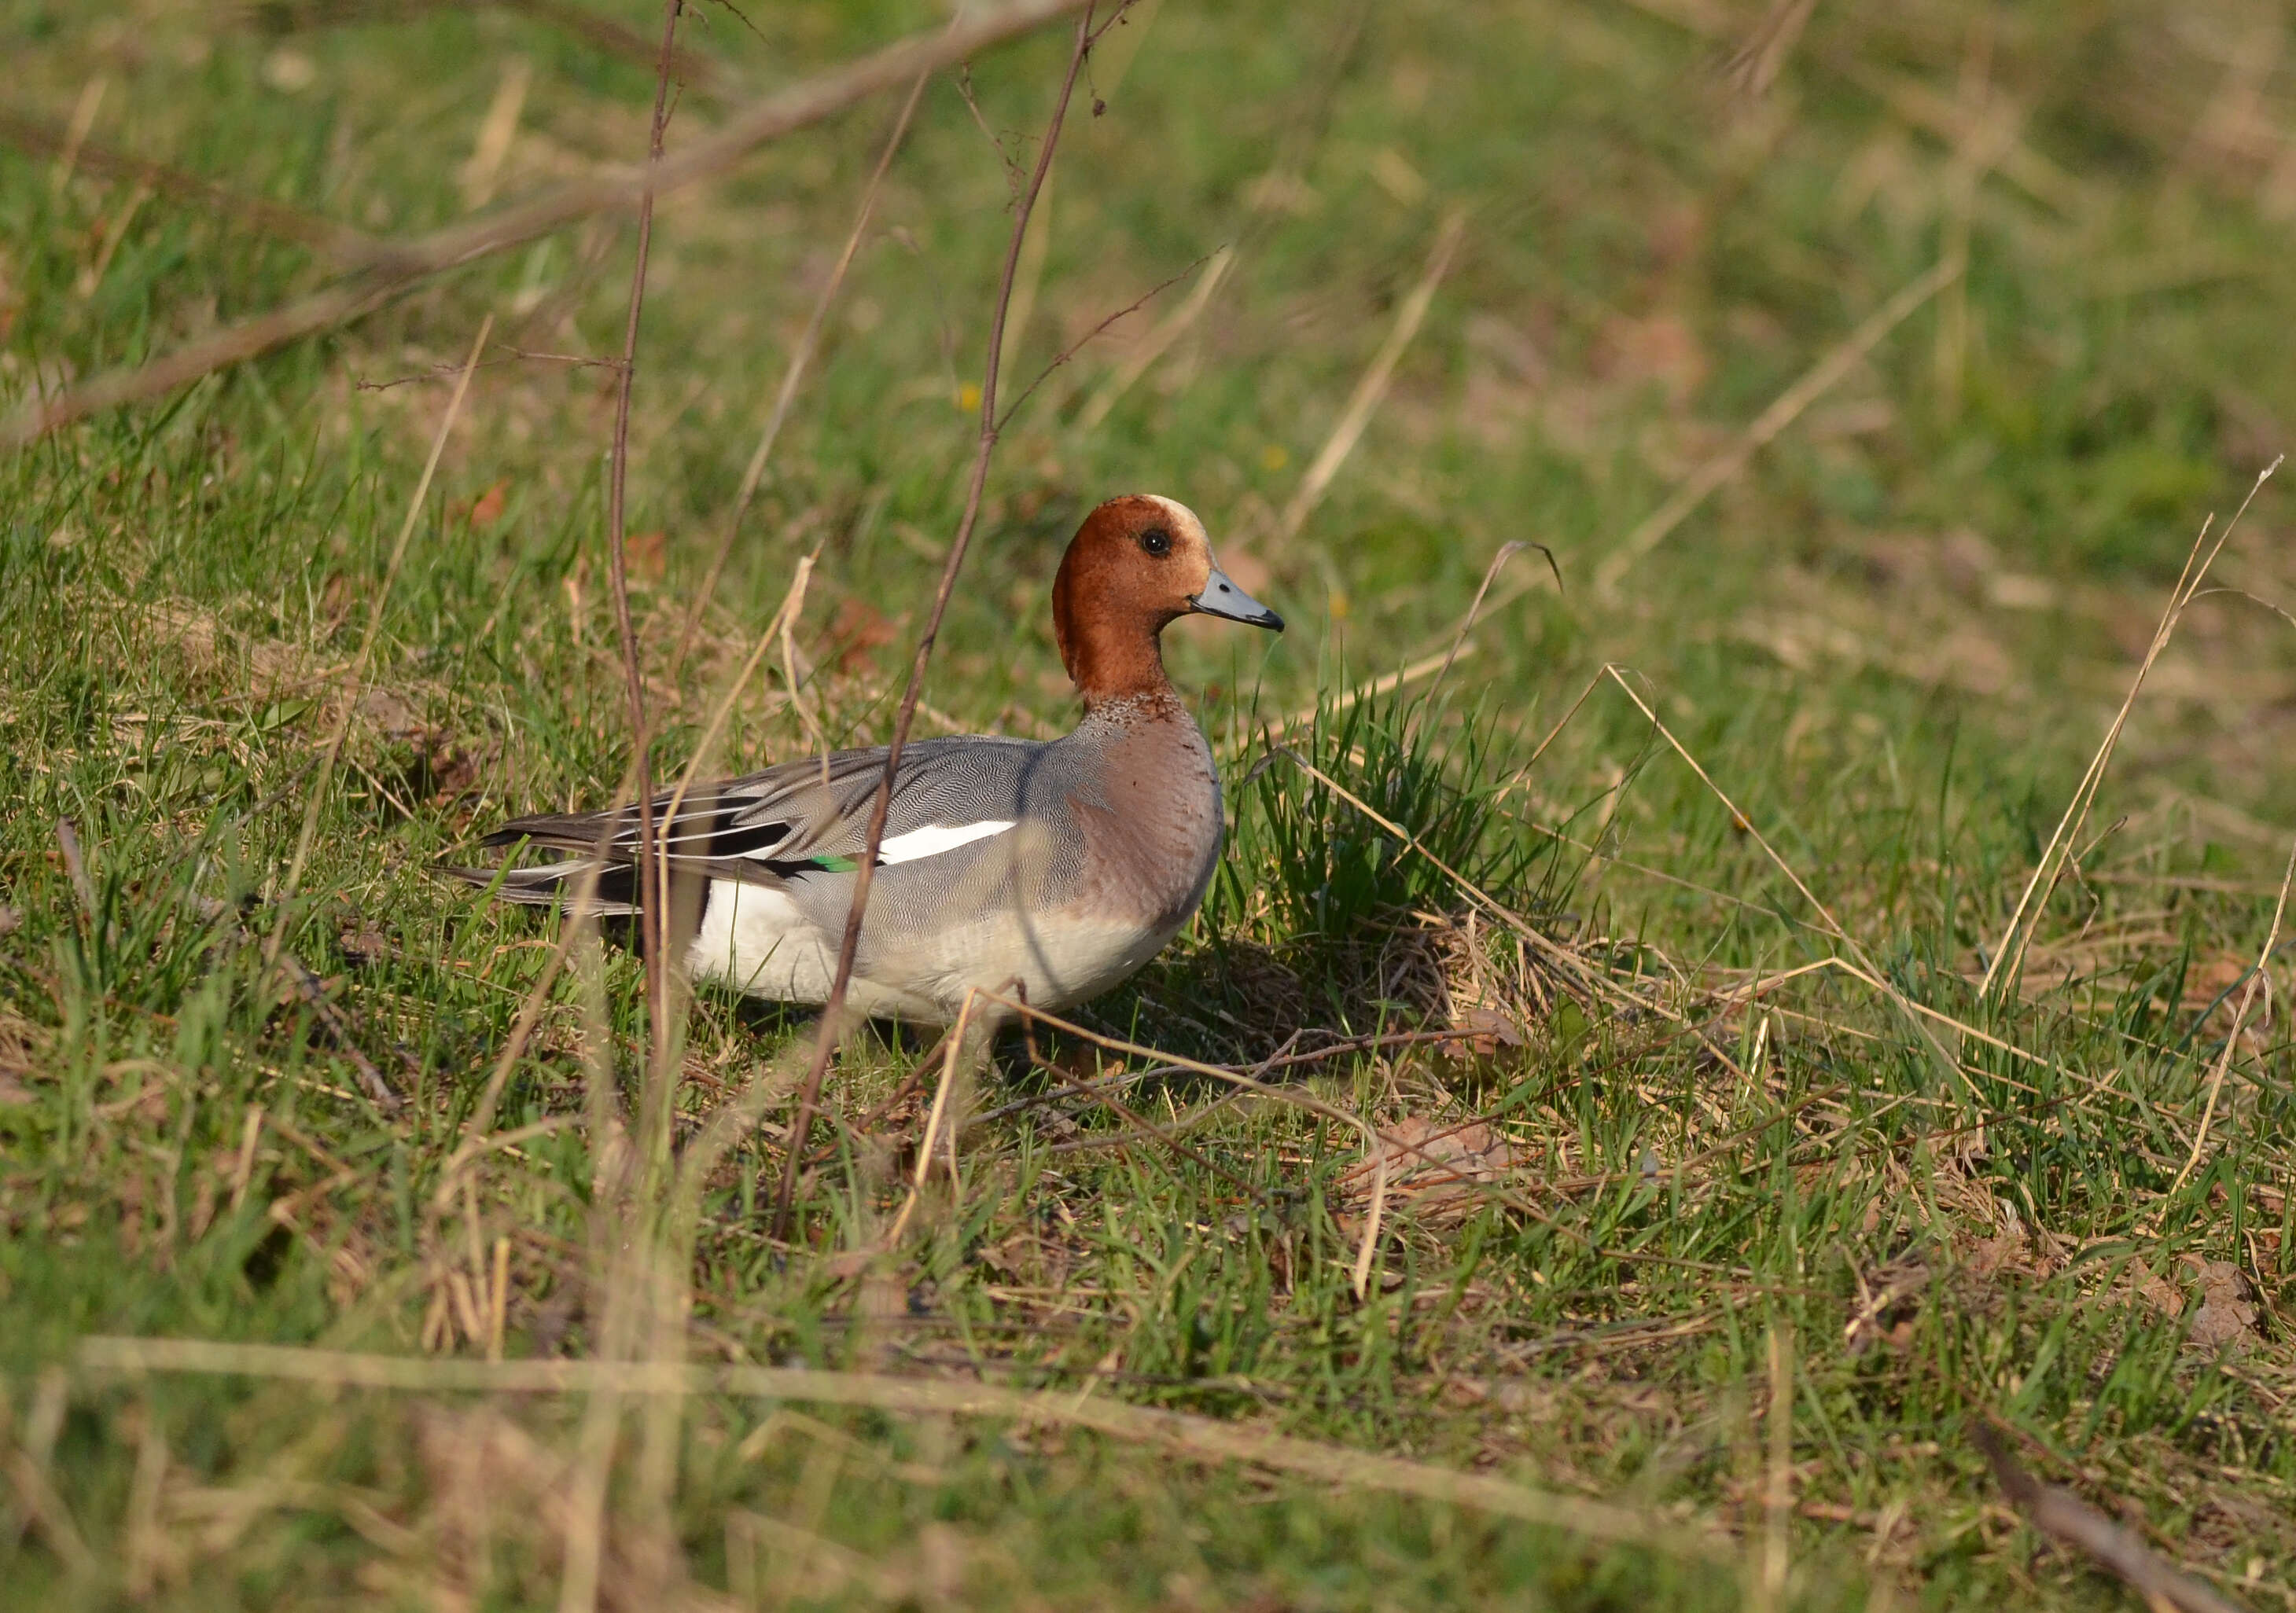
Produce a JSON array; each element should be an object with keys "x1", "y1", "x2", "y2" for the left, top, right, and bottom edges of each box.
[
  {"x1": 1260, "y1": 443, "x2": 1290, "y2": 472},
  {"x1": 956, "y1": 382, "x2": 983, "y2": 413}
]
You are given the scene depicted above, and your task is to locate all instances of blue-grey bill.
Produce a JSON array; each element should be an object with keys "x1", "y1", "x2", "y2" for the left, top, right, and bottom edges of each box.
[{"x1": 1190, "y1": 564, "x2": 1283, "y2": 630}]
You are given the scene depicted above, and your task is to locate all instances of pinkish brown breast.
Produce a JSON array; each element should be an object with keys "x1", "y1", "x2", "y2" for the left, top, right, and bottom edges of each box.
[{"x1": 1063, "y1": 696, "x2": 1224, "y2": 933}]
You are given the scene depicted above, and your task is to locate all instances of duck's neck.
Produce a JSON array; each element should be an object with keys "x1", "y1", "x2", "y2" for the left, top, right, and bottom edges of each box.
[
  {"x1": 1073, "y1": 634, "x2": 1184, "y2": 718},
  {"x1": 1052, "y1": 575, "x2": 1183, "y2": 716}
]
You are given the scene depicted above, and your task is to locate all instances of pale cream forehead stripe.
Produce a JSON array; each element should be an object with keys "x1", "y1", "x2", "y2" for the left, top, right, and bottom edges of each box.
[{"x1": 1139, "y1": 494, "x2": 1209, "y2": 548}]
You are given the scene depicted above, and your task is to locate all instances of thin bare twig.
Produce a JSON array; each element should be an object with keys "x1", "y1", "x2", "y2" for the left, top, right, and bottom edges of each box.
[
  {"x1": 669, "y1": 72, "x2": 930, "y2": 681},
  {"x1": 771, "y1": 4, "x2": 1105, "y2": 1241},
  {"x1": 1076, "y1": 244, "x2": 1232, "y2": 428},
  {"x1": 1972, "y1": 1424, "x2": 2249, "y2": 1613},
  {"x1": 354, "y1": 346, "x2": 619, "y2": 392},
  {"x1": 997, "y1": 252, "x2": 1209, "y2": 428},
  {"x1": 0, "y1": 107, "x2": 384, "y2": 263},
  {"x1": 499, "y1": 0, "x2": 734, "y2": 96},
  {"x1": 0, "y1": 0, "x2": 1093, "y2": 450},
  {"x1": 604, "y1": 0, "x2": 683, "y2": 1159},
  {"x1": 567, "y1": 15, "x2": 684, "y2": 1603}
]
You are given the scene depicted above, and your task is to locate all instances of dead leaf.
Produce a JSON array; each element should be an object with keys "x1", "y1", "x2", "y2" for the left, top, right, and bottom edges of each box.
[
  {"x1": 358, "y1": 687, "x2": 424, "y2": 740},
  {"x1": 450, "y1": 479, "x2": 510, "y2": 529},
  {"x1": 2121, "y1": 1256, "x2": 2258, "y2": 1349},
  {"x1": 1597, "y1": 311, "x2": 1707, "y2": 409},
  {"x1": 2183, "y1": 1256, "x2": 2260, "y2": 1350},
  {"x1": 469, "y1": 479, "x2": 508, "y2": 528},
  {"x1": 354, "y1": 689, "x2": 487, "y2": 803},
  {"x1": 1967, "y1": 1232, "x2": 2032, "y2": 1280},
  {"x1": 819, "y1": 1248, "x2": 879, "y2": 1283},
  {"x1": 335, "y1": 911, "x2": 392, "y2": 968},
  {"x1": 2123, "y1": 1259, "x2": 2185, "y2": 1320},
  {"x1": 1446, "y1": 1003, "x2": 1527, "y2": 1060},
  {"x1": 624, "y1": 529, "x2": 667, "y2": 582},
  {"x1": 1845, "y1": 1251, "x2": 1930, "y2": 1354},
  {"x1": 0, "y1": 1012, "x2": 48, "y2": 1086},
  {"x1": 1344, "y1": 1115, "x2": 1517, "y2": 1214},
  {"x1": 826, "y1": 597, "x2": 898, "y2": 674}
]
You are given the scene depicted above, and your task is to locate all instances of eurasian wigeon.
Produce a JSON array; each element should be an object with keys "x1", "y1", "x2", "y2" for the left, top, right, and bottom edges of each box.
[{"x1": 451, "y1": 494, "x2": 1282, "y2": 1023}]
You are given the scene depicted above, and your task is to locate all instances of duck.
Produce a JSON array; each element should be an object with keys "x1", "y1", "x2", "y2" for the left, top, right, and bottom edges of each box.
[{"x1": 449, "y1": 494, "x2": 1282, "y2": 1025}]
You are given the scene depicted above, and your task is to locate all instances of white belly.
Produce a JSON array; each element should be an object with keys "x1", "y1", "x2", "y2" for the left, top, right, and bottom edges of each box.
[
  {"x1": 685, "y1": 881, "x2": 940, "y2": 1021},
  {"x1": 686, "y1": 880, "x2": 1182, "y2": 1025}
]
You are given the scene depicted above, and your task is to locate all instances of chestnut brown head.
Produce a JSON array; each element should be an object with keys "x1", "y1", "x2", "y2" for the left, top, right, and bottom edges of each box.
[{"x1": 1050, "y1": 494, "x2": 1281, "y2": 707}]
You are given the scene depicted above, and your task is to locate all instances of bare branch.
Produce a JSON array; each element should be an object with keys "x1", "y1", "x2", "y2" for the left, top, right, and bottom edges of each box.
[
  {"x1": 0, "y1": 107, "x2": 384, "y2": 263},
  {"x1": 995, "y1": 251, "x2": 1209, "y2": 429},
  {"x1": 1973, "y1": 1424, "x2": 2250, "y2": 1613},
  {"x1": 603, "y1": 0, "x2": 683, "y2": 1180},
  {"x1": 0, "y1": 0, "x2": 1093, "y2": 450},
  {"x1": 771, "y1": 4, "x2": 1103, "y2": 1242}
]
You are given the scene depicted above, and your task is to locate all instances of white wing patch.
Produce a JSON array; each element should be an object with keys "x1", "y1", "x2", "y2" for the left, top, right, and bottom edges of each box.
[{"x1": 875, "y1": 820, "x2": 1017, "y2": 865}]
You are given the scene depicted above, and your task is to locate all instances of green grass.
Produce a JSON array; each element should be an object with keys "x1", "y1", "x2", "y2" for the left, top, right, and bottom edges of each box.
[{"x1": 6, "y1": 0, "x2": 2296, "y2": 1607}]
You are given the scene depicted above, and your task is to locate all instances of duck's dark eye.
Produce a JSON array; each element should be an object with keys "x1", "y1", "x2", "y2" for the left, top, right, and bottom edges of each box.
[{"x1": 1139, "y1": 527, "x2": 1172, "y2": 557}]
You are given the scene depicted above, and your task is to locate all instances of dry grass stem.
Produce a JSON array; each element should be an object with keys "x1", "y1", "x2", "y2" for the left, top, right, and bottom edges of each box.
[
  {"x1": 0, "y1": 0, "x2": 1092, "y2": 448},
  {"x1": 604, "y1": 0, "x2": 684, "y2": 1139},
  {"x1": 1758, "y1": 1323, "x2": 1793, "y2": 1610},
  {"x1": 1264, "y1": 645, "x2": 1477, "y2": 740},
  {"x1": 662, "y1": 556, "x2": 819, "y2": 845},
  {"x1": 1077, "y1": 245, "x2": 1232, "y2": 428},
  {"x1": 1272, "y1": 744, "x2": 1747, "y2": 1084},
  {"x1": 1275, "y1": 210, "x2": 1466, "y2": 545},
  {"x1": 670, "y1": 72, "x2": 929, "y2": 679},
  {"x1": 1980, "y1": 461, "x2": 2280, "y2": 999},
  {"x1": 2168, "y1": 833, "x2": 2296, "y2": 1196},
  {"x1": 1599, "y1": 668, "x2": 1965, "y2": 1081},
  {"x1": 75, "y1": 1336, "x2": 1726, "y2": 1560},
  {"x1": 1724, "y1": 0, "x2": 1819, "y2": 98},
  {"x1": 1591, "y1": 256, "x2": 1963, "y2": 600},
  {"x1": 885, "y1": 988, "x2": 980, "y2": 1244},
  {"x1": 1853, "y1": 66, "x2": 2093, "y2": 217},
  {"x1": 263, "y1": 315, "x2": 492, "y2": 996},
  {"x1": 0, "y1": 106, "x2": 385, "y2": 262}
]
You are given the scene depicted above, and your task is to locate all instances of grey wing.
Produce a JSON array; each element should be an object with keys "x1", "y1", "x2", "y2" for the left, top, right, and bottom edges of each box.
[{"x1": 465, "y1": 736, "x2": 1047, "y2": 889}]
